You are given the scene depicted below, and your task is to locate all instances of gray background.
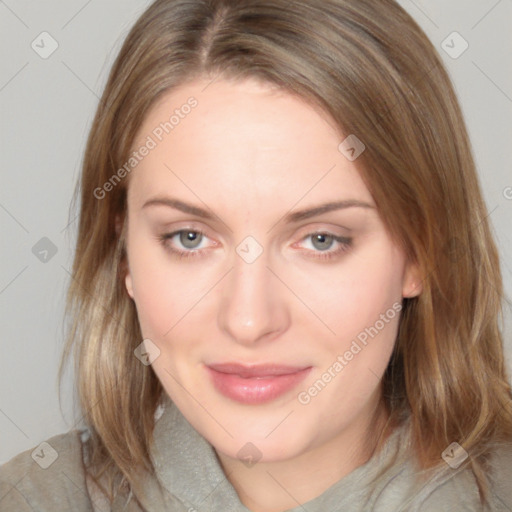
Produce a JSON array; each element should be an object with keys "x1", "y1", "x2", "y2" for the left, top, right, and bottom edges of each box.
[{"x1": 1, "y1": 0, "x2": 511, "y2": 464}]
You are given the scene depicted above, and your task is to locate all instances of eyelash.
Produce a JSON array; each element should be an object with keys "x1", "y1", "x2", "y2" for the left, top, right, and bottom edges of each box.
[{"x1": 157, "y1": 229, "x2": 353, "y2": 261}]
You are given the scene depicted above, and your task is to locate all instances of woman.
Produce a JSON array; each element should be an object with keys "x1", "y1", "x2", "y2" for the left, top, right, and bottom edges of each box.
[{"x1": 1, "y1": 0, "x2": 511, "y2": 510}]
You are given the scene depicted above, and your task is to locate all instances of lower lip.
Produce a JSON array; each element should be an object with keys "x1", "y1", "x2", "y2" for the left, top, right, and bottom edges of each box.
[{"x1": 206, "y1": 366, "x2": 312, "y2": 404}]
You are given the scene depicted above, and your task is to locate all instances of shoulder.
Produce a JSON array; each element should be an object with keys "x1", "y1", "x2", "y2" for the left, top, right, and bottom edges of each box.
[
  {"x1": 415, "y1": 442, "x2": 512, "y2": 512},
  {"x1": 0, "y1": 429, "x2": 93, "y2": 512},
  {"x1": 486, "y1": 441, "x2": 512, "y2": 508}
]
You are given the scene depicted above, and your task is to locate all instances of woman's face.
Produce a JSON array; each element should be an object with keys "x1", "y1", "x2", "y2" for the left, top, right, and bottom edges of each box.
[{"x1": 124, "y1": 77, "x2": 421, "y2": 464}]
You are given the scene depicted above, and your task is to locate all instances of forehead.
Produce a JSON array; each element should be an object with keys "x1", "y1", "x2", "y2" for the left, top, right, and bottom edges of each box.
[{"x1": 127, "y1": 77, "x2": 373, "y2": 211}]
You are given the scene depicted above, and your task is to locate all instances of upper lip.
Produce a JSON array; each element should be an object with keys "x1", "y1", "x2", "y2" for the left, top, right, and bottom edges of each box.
[{"x1": 207, "y1": 362, "x2": 310, "y2": 378}]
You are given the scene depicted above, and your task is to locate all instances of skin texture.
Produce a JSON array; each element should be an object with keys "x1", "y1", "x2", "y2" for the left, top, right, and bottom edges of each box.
[{"x1": 123, "y1": 77, "x2": 422, "y2": 512}]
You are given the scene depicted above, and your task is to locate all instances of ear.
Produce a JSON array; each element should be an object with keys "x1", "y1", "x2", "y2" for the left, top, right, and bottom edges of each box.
[
  {"x1": 115, "y1": 213, "x2": 134, "y2": 299},
  {"x1": 125, "y1": 271, "x2": 134, "y2": 299},
  {"x1": 402, "y1": 260, "x2": 423, "y2": 298}
]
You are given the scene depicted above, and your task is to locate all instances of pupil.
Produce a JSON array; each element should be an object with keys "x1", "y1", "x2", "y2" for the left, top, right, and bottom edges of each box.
[
  {"x1": 314, "y1": 234, "x2": 332, "y2": 251},
  {"x1": 181, "y1": 231, "x2": 201, "y2": 248}
]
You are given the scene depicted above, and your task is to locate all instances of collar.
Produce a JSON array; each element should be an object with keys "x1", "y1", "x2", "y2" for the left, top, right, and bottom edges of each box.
[
  {"x1": 144, "y1": 394, "x2": 412, "y2": 512},
  {"x1": 149, "y1": 393, "x2": 249, "y2": 511}
]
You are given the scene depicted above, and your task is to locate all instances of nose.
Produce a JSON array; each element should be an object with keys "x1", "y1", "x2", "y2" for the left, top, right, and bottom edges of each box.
[{"x1": 217, "y1": 246, "x2": 290, "y2": 347}]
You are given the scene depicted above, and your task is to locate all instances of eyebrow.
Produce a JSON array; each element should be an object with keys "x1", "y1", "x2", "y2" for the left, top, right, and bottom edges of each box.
[{"x1": 141, "y1": 196, "x2": 374, "y2": 223}]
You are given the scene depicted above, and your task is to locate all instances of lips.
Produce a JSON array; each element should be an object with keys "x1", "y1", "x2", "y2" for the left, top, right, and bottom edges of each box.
[
  {"x1": 207, "y1": 362, "x2": 309, "y2": 378},
  {"x1": 205, "y1": 362, "x2": 312, "y2": 404}
]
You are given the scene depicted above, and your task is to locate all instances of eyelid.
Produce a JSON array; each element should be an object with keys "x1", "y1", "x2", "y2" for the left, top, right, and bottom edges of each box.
[
  {"x1": 158, "y1": 227, "x2": 353, "y2": 263},
  {"x1": 161, "y1": 228, "x2": 217, "y2": 248},
  {"x1": 292, "y1": 231, "x2": 352, "y2": 255}
]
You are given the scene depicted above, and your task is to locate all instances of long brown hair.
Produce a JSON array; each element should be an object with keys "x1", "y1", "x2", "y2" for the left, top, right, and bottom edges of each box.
[{"x1": 59, "y1": 0, "x2": 512, "y2": 505}]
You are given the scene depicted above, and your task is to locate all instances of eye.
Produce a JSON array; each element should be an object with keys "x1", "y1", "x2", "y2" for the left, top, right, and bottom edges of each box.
[
  {"x1": 175, "y1": 230, "x2": 203, "y2": 249},
  {"x1": 157, "y1": 229, "x2": 353, "y2": 261},
  {"x1": 157, "y1": 229, "x2": 213, "y2": 259},
  {"x1": 296, "y1": 232, "x2": 353, "y2": 260}
]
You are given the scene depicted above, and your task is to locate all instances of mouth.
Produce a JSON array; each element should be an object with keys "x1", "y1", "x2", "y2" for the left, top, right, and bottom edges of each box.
[{"x1": 205, "y1": 362, "x2": 312, "y2": 404}]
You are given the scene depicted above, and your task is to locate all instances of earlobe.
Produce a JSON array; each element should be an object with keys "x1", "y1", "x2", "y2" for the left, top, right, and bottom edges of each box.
[
  {"x1": 125, "y1": 272, "x2": 134, "y2": 299},
  {"x1": 402, "y1": 262, "x2": 423, "y2": 298},
  {"x1": 117, "y1": 214, "x2": 133, "y2": 299}
]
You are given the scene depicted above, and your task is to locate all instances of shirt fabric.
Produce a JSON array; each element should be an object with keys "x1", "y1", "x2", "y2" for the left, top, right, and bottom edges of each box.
[{"x1": 1, "y1": 393, "x2": 511, "y2": 511}]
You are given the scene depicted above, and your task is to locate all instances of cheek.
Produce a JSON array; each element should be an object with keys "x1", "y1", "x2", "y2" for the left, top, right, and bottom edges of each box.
[
  {"x1": 128, "y1": 240, "x2": 221, "y2": 343},
  {"x1": 310, "y1": 247, "x2": 403, "y2": 404},
  {"x1": 291, "y1": 239, "x2": 404, "y2": 408},
  {"x1": 132, "y1": 273, "x2": 199, "y2": 340},
  {"x1": 127, "y1": 231, "x2": 185, "y2": 338},
  {"x1": 292, "y1": 236, "x2": 405, "y2": 345}
]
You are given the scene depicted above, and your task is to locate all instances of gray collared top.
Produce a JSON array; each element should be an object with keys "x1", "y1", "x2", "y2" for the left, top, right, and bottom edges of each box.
[{"x1": 1, "y1": 393, "x2": 511, "y2": 511}]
